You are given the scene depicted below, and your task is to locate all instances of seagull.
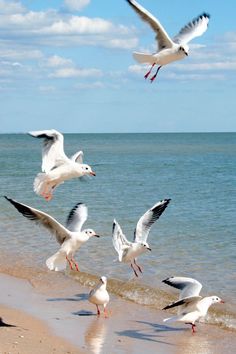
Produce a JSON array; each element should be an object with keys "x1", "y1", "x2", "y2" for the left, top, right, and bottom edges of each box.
[
  {"x1": 29, "y1": 129, "x2": 96, "y2": 201},
  {"x1": 112, "y1": 199, "x2": 171, "y2": 277},
  {"x1": 4, "y1": 196, "x2": 100, "y2": 272},
  {"x1": 88, "y1": 276, "x2": 110, "y2": 318},
  {"x1": 126, "y1": 0, "x2": 210, "y2": 81},
  {"x1": 162, "y1": 276, "x2": 224, "y2": 333}
]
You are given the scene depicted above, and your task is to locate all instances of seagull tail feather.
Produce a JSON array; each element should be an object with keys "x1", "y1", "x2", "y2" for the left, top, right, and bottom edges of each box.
[
  {"x1": 46, "y1": 251, "x2": 67, "y2": 272},
  {"x1": 163, "y1": 315, "x2": 182, "y2": 323},
  {"x1": 33, "y1": 173, "x2": 50, "y2": 196},
  {"x1": 133, "y1": 52, "x2": 156, "y2": 65}
]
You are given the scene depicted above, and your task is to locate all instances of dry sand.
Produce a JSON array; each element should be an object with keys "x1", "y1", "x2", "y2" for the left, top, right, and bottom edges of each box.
[{"x1": 0, "y1": 271, "x2": 235, "y2": 354}]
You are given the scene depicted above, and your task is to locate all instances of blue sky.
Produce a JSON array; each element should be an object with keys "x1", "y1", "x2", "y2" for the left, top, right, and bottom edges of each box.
[{"x1": 0, "y1": 0, "x2": 235, "y2": 133}]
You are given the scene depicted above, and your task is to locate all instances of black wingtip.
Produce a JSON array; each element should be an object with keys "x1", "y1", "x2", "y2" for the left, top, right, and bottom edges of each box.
[
  {"x1": 112, "y1": 220, "x2": 116, "y2": 234},
  {"x1": 162, "y1": 276, "x2": 174, "y2": 285},
  {"x1": 0, "y1": 317, "x2": 16, "y2": 327},
  {"x1": 161, "y1": 302, "x2": 176, "y2": 310},
  {"x1": 4, "y1": 196, "x2": 17, "y2": 206},
  {"x1": 4, "y1": 195, "x2": 11, "y2": 202},
  {"x1": 164, "y1": 198, "x2": 171, "y2": 204},
  {"x1": 66, "y1": 202, "x2": 85, "y2": 224},
  {"x1": 162, "y1": 305, "x2": 168, "y2": 311},
  {"x1": 201, "y1": 12, "x2": 210, "y2": 19}
]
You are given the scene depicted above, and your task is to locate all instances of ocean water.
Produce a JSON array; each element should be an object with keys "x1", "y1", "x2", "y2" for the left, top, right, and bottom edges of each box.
[{"x1": 0, "y1": 133, "x2": 235, "y2": 329}]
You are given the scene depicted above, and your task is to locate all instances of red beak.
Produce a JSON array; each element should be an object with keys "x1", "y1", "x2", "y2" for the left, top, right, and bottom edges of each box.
[
  {"x1": 90, "y1": 171, "x2": 96, "y2": 176},
  {"x1": 220, "y1": 300, "x2": 225, "y2": 304}
]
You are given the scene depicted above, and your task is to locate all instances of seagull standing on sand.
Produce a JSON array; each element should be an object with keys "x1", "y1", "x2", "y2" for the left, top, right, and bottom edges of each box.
[
  {"x1": 162, "y1": 277, "x2": 224, "y2": 333},
  {"x1": 4, "y1": 196, "x2": 100, "y2": 272},
  {"x1": 88, "y1": 276, "x2": 110, "y2": 318},
  {"x1": 126, "y1": 0, "x2": 210, "y2": 82},
  {"x1": 29, "y1": 129, "x2": 96, "y2": 201},
  {"x1": 112, "y1": 199, "x2": 171, "y2": 277}
]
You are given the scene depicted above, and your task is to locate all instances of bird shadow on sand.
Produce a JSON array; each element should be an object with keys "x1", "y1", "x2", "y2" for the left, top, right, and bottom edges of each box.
[
  {"x1": 47, "y1": 293, "x2": 88, "y2": 302},
  {"x1": 116, "y1": 327, "x2": 173, "y2": 345},
  {"x1": 116, "y1": 320, "x2": 187, "y2": 345},
  {"x1": 135, "y1": 320, "x2": 187, "y2": 333},
  {"x1": 72, "y1": 310, "x2": 96, "y2": 317}
]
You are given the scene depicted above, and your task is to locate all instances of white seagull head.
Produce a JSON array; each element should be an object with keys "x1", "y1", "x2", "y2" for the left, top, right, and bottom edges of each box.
[
  {"x1": 210, "y1": 296, "x2": 225, "y2": 305},
  {"x1": 84, "y1": 228, "x2": 100, "y2": 238},
  {"x1": 178, "y1": 44, "x2": 189, "y2": 56},
  {"x1": 100, "y1": 276, "x2": 107, "y2": 285},
  {"x1": 140, "y1": 241, "x2": 151, "y2": 251},
  {"x1": 80, "y1": 164, "x2": 96, "y2": 177}
]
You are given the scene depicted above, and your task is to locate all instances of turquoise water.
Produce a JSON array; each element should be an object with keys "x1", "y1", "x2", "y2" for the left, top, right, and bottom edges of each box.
[{"x1": 0, "y1": 133, "x2": 235, "y2": 328}]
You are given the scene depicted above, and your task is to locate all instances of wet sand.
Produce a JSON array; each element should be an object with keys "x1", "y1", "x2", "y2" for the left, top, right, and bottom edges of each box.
[{"x1": 0, "y1": 269, "x2": 235, "y2": 354}]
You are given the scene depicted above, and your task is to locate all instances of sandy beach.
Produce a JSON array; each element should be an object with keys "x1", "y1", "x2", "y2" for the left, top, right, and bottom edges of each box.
[
  {"x1": 0, "y1": 305, "x2": 81, "y2": 354},
  {"x1": 0, "y1": 267, "x2": 235, "y2": 354}
]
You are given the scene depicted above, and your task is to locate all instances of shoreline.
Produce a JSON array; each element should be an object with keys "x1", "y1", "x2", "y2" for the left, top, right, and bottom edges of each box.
[{"x1": 0, "y1": 270, "x2": 236, "y2": 354}]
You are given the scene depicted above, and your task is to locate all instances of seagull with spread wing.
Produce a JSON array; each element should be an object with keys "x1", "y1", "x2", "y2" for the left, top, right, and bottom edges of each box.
[
  {"x1": 162, "y1": 277, "x2": 224, "y2": 333},
  {"x1": 4, "y1": 196, "x2": 100, "y2": 272},
  {"x1": 126, "y1": 0, "x2": 210, "y2": 81},
  {"x1": 112, "y1": 199, "x2": 171, "y2": 277},
  {"x1": 29, "y1": 129, "x2": 96, "y2": 201}
]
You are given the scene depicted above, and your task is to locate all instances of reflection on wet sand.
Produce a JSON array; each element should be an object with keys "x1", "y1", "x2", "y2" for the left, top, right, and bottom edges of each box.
[
  {"x1": 84, "y1": 317, "x2": 108, "y2": 354},
  {"x1": 176, "y1": 330, "x2": 222, "y2": 354}
]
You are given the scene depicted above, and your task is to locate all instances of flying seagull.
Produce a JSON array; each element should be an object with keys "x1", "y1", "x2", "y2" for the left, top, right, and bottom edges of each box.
[
  {"x1": 4, "y1": 196, "x2": 100, "y2": 272},
  {"x1": 126, "y1": 0, "x2": 210, "y2": 81},
  {"x1": 29, "y1": 129, "x2": 96, "y2": 201},
  {"x1": 162, "y1": 276, "x2": 224, "y2": 333},
  {"x1": 88, "y1": 276, "x2": 110, "y2": 318},
  {"x1": 112, "y1": 199, "x2": 171, "y2": 277}
]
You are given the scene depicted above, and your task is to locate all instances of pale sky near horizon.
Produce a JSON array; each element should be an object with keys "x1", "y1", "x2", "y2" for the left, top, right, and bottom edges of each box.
[{"x1": 0, "y1": 0, "x2": 235, "y2": 133}]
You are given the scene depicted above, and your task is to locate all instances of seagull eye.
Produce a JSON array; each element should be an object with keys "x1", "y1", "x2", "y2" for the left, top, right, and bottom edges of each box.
[{"x1": 86, "y1": 167, "x2": 88, "y2": 170}]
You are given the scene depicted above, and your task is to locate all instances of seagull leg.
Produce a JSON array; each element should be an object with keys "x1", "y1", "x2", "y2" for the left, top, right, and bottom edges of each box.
[
  {"x1": 144, "y1": 63, "x2": 155, "y2": 79},
  {"x1": 41, "y1": 184, "x2": 53, "y2": 201},
  {"x1": 191, "y1": 324, "x2": 196, "y2": 334},
  {"x1": 96, "y1": 305, "x2": 100, "y2": 316},
  {"x1": 134, "y1": 259, "x2": 143, "y2": 274},
  {"x1": 44, "y1": 193, "x2": 53, "y2": 201},
  {"x1": 104, "y1": 307, "x2": 109, "y2": 318},
  {"x1": 66, "y1": 256, "x2": 74, "y2": 270},
  {"x1": 186, "y1": 322, "x2": 196, "y2": 334},
  {"x1": 71, "y1": 257, "x2": 80, "y2": 272},
  {"x1": 150, "y1": 65, "x2": 162, "y2": 82},
  {"x1": 131, "y1": 263, "x2": 139, "y2": 277}
]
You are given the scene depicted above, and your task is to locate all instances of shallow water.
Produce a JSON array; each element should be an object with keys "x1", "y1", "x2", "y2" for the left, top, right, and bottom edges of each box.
[{"x1": 0, "y1": 133, "x2": 235, "y2": 329}]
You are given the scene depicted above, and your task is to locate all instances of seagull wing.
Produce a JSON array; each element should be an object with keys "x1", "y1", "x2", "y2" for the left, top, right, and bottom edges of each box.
[
  {"x1": 112, "y1": 219, "x2": 132, "y2": 261},
  {"x1": 134, "y1": 199, "x2": 171, "y2": 243},
  {"x1": 162, "y1": 276, "x2": 203, "y2": 299},
  {"x1": 70, "y1": 150, "x2": 84, "y2": 164},
  {"x1": 162, "y1": 295, "x2": 202, "y2": 310},
  {"x1": 126, "y1": 0, "x2": 174, "y2": 50},
  {"x1": 66, "y1": 203, "x2": 88, "y2": 232},
  {"x1": 4, "y1": 196, "x2": 70, "y2": 245},
  {"x1": 173, "y1": 13, "x2": 210, "y2": 44},
  {"x1": 28, "y1": 129, "x2": 69, "y2": 173}
]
